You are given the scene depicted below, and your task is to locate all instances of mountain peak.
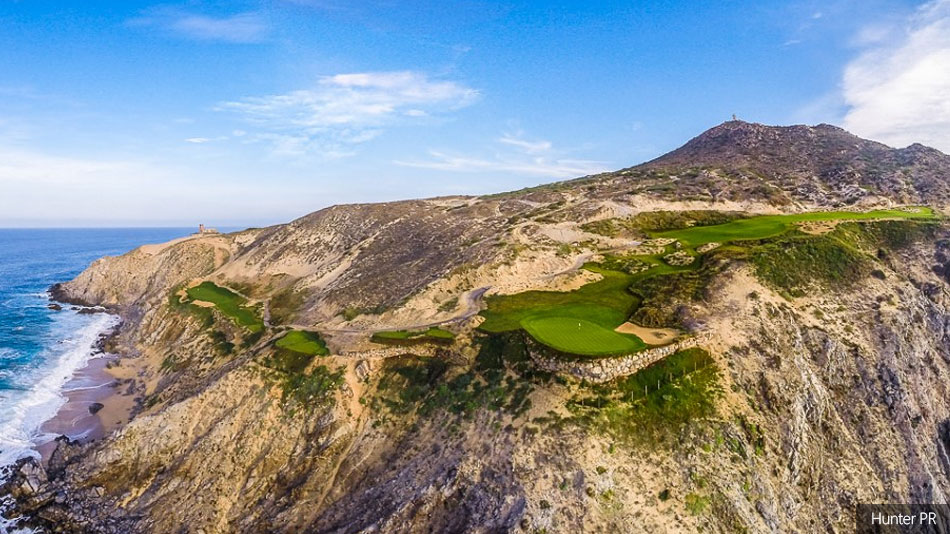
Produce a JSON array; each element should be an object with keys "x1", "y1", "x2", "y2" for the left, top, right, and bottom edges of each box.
[
  {"x1": 639, "y1": 120, "x2": 901, "y2": 173},
  {"x1": 624, "y1": 120, "x2": 950, "y2": 207}
]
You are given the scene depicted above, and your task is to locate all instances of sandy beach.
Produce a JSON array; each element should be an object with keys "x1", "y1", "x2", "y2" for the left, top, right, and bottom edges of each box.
[{"x1": 37, "y1": 352, "x2": 135, "y2": 461}]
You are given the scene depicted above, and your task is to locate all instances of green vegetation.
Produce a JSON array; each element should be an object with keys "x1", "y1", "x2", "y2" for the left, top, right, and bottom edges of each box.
[
  {"x1": 480, "y1": 265, "x2": 638, "y2": 333},
  {"x1": 750, "y1": 220, "x2": 936, "y2": 296},
  {"x1": 654, "y1": 207, "x2": 934, "y2": 247},
  {"x1": 262, "y1": 332, "x2": 341, "y2": 406},
  {"x1": 581, "y1": 210, "x2": 748, "y2": 237},
  {"x1": 372, "y1": 333, "x2": 537, "y2": 420},
  {"x1": 567, "y1": 348, "x2": 722, "y2": 444},
  {"x1": 275, "y1": 329, "x2": 328, "y2": 356},
  {"x1": 371, "y1": 327, "x2": 456, "y2": 345},
  {"x1": 276, "y1": 365, "x2": 344, "y2": 405},
  {"x1": 685, "y1": 493, "x2": 711, "y2": 515},
  {"x1": 631, "y1": 210, "x2": 749, "y2": 232},
  {"x1": 628, "y1": 249, "x2": 741, "y2": 327},
  {"x1": 185, "y1": 282, "x2": 264, "y2": 333},
  {"x1": 438, "y1": 296, "x2": 459, "y2": 312},
  {"x1": 750, "y1": 234, "x2": 866, "y2": 296}
]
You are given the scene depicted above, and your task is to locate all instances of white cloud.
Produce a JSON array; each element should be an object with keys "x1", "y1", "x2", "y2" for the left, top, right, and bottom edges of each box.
[
  {"x1": 185, "y1": 136, "x2": 228, "y2": 144},
  {"x1": 395, "y1": 133, "x2": 610, "y2": 179},
  {"x1": 217, "y1": 71, "x2": 478, "y2": 157},
  {"x1": 842, "y1": 0, "x2": 950, "y2": 151},
  {"x1": 497, "y1": 134, "x2": 552, "y2": 154},
  {"x1": 129, "y1": 9, "x2": 268, "y2": 43},
  {"x1": 0, "y1": 149, "x2": 139, "y2": 187},
  {"x1": 395, "y1": 152, "x2": 609, "y2": 178},
  {"x1": 851, "y1": 23, "x2": 896, "y2": 47}
]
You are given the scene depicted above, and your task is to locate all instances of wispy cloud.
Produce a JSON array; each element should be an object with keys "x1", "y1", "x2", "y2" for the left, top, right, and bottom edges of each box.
[
  {"x1": 842, "y1": 0, "x2": 950, "y2": 152},
  {"x1": 184, "y1": 136, "x2": 229, "y2": 144},
  {"x1": 0, "y1": 148, "x2": 160, "y2": 198},
  {"x1": 129, "y1": 8, "x2": 269, "y2": 43},
  {"x1": 497, "y1": 133, "x2": 552, "y2": 154},
  {"x1": 395, "y1": 132, "x2": 610, "y2": 179},
  {"x1": 218, "y1": 71, "x2": 479, "y2": 157}
]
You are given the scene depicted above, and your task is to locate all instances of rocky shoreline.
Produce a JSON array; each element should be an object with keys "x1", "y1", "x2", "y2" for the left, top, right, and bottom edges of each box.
[
  {"x1": 0, "y1": 299, "x2": 131, "y2": 532},
  {"x1": 0, "y1": 439, "x2": 135, "y2": 533}
]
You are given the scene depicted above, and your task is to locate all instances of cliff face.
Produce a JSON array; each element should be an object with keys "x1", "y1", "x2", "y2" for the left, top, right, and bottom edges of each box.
[
  {"x1": 12, "y1": 233, "x2": 950, "y2": 533},
  {"x1": 4, "y1": 122, "x2": 950, "y2": 533}
]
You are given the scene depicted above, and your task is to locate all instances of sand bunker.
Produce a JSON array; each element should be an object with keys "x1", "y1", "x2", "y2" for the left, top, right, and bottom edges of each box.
[{"x1": 614, "y1": 322, "x2": 680, "y2": 345}]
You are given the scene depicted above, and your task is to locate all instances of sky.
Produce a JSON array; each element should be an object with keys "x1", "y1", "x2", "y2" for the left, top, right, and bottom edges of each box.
[{"x1": 0, "y1": 0, "x2": 947, "y2": 227}]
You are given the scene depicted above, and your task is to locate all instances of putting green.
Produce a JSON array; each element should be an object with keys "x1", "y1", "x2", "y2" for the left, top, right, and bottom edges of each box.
[
  {"x1": 522, "y1": 316, "x2": 646, "y2": 356},
  {"x1": 275, "y1": 330, "x2": 328, "y2": 356}
]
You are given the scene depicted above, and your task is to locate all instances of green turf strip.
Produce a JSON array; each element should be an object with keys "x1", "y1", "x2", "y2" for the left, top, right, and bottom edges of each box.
[
  {"x1": 373, "y1": 327, "x2": 455, "y2": 340},
  {"x1": 654, "y1": 207, "x2": 934, "y2": 247},
  {"x1": 275, "y1": 330, "x2": 329, "y2": 356}
]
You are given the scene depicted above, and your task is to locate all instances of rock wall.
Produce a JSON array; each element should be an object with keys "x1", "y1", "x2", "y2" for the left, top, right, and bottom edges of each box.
[{"x1": 528, "y1": 332, "x2": 712, "y2": 383}]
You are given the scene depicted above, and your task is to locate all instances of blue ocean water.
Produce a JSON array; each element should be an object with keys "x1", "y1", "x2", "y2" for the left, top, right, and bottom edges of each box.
[{"x1": 0, "y1": 228, "x2": 193, "y2": 468}]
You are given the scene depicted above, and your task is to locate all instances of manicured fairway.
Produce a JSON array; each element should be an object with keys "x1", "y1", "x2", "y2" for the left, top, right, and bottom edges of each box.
[
  {"x1": 655, "y1": 207, "x2": 935, "y2": 247},
  {"x1": 522, "y1": 316, "x2": 646, "y2": 356},
  {"x1": 275, "y1": 330, "x2": 329, "y2": 356},
  {"x1": 186, "y1": 282, "x2": 264, "y2": 332}
]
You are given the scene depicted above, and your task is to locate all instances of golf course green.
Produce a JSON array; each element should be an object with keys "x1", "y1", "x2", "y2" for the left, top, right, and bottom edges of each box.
[
  {"x1": 479, "y1": 265, "x2": 646, "y2": 357},
  {"x1": 275, "y1": 330, "x2": 329, "y2": 356},
  {"x1": 522, "y1": 316, "x2": 646, "y2": 356}
]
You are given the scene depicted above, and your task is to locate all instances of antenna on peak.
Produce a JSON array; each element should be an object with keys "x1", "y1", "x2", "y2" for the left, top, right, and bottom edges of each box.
[{"x1": 732, "y1": 114, "x2": 737, "y2": 121}]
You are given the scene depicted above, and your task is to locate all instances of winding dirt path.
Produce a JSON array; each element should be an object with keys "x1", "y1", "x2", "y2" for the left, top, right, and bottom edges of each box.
[{"x1": 289, "y1": 286, "x2": 491, "y2": 335}]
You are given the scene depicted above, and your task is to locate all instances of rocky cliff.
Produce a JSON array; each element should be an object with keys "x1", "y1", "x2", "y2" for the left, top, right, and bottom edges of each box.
[{"x1": 4, "y1": 121, "x2": 950, "y2": 533}]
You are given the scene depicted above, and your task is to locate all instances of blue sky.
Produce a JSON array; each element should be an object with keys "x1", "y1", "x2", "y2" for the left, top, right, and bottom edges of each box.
[{"x1": 1, "y1": 0, "x2": 947, "y2": 227}]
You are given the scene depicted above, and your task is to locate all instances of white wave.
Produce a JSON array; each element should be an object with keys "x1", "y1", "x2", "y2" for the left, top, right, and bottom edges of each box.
[{"x1": 0, "y1": 313, "x2": 118, "y2": 468}]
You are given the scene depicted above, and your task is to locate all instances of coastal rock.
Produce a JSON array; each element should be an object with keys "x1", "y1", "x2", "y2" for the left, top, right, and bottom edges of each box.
[{"x1": 88, "y1": 402, "x2": 105, "y2": 415}]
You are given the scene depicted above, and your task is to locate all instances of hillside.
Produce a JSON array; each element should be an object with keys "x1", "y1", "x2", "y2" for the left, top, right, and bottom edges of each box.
[
  {"x1": 4, "y1": 121, "x2": 950, "y2": 533},
  {"x1": 591, "y1": 120, "x2": 950, "y2": 208}
]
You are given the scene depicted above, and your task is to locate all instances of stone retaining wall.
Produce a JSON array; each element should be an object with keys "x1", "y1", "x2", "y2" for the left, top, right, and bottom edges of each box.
[{"x1": 529, "y1": 332, "x2": 712, "y2": 384}]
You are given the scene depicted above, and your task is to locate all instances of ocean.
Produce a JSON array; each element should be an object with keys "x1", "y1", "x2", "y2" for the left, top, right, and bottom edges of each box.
[{"x1": 0, "y1": 228, "x2": 194, "y2": 470}]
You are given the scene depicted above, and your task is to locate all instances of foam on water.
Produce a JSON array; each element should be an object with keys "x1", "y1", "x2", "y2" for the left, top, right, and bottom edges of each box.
[
  {"x1": 0, "y1": 312, "x2": 118, "y2": 467},
  {"x1": 0, "y1": 227, "x2": 197, "y2": 531}
]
